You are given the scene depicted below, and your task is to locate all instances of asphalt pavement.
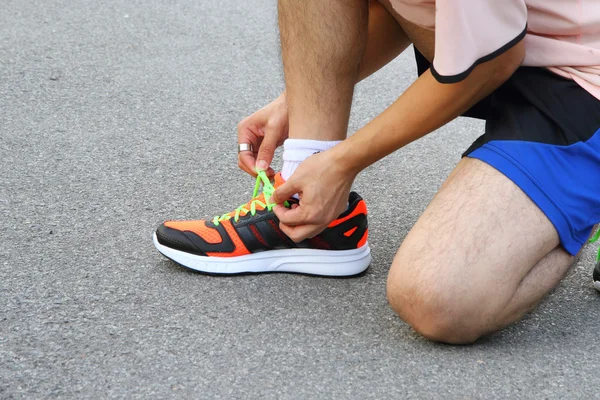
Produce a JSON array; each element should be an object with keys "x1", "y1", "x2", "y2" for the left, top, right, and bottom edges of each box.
[{"x1": 2, "y1": 0, "x2": 600, "y2": 398}]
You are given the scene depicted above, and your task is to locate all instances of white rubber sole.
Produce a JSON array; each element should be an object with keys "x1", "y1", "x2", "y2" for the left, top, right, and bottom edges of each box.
[
  {"x1": 594, "y1": 280, "x2": 600, "y2": 291},
  {"x1": 153, "y1": 233, "x2": 371, "y2": 276}
]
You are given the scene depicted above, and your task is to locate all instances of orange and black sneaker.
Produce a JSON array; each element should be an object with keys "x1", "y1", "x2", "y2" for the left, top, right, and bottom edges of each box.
[{"x1": 153, "y1": 171, "x2": 371, "y2": 276}]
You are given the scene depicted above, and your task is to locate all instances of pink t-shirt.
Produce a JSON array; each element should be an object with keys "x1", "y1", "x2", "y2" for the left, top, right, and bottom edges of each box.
[{"x1": 390, "y1": 0, "x2": 600, "y2": 100}]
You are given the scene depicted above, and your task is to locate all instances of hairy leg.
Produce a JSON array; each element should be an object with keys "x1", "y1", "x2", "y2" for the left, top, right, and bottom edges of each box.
[
  {"x1": 278, "y1": 0, "x2": 369, "y2": 141},
  {"x1": 276, "y1": 0, "x2": 436, "y2": 140},
  {"x1": 386, "y1": 158, "x2": 574, "y2": 344}
]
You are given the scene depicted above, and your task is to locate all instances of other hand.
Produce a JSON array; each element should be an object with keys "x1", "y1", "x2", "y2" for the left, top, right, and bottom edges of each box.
[{"x1": 237, "y1": 94, "x2": 289, "y2": 177}]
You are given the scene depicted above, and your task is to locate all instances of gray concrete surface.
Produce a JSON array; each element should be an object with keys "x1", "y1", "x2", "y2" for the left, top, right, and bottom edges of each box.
[{"x1": 2, "y1": 1, "x2": 599, "y2": 398}]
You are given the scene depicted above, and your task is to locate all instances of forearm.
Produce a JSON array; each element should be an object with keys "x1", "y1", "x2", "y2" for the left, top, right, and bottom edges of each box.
[{"x1": 334, "y1": 41, "x2": 525, "y2": 174}]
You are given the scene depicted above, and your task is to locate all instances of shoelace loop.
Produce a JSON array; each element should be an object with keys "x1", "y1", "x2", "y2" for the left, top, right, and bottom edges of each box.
[{"x1": 212, "y1": 171, "x2": 278, "y2": 225}]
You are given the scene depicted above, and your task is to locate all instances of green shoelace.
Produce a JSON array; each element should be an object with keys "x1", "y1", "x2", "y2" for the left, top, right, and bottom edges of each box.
[
  {"x1": 212, "y1": 170, "x2": 279, "y2": 226},
  {"x1": 590, "y1": 228, "x2": 600, "y2": 263}
]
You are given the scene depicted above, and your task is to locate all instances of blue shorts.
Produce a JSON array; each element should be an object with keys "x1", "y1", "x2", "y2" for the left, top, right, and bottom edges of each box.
[{"x1": 416, "y1": 51, "x2": 600, "y2": 255}]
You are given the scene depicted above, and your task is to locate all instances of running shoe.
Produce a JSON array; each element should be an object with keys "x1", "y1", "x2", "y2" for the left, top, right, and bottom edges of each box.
[
  {"x1": 153, "y1": 171, "x2": 371, "y2": 276},
  {"x1": 590, "y1": 229, "x2": 600, "y2": 291}
]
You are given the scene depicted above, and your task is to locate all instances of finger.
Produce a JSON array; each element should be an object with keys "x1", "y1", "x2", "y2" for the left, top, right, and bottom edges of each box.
[
  {"x1": 238, "y1": 142, "x2": 261, "y2": 175},
  {"x1": 237, "y1": 121, "x2": 264, "y2": 173},
  {"x1": 273, "y1": 204, "x2": 309, "y2": 226},
  {"x1": 238, "y1": 151, "x2": 257, "y2": 174},
  {"x1": 271, "y1": 180, "x2": 300, "y2": 204},
  {"x1": 238, "y1": 158, "x2": 257, "y2": 177},
  {"x1": 255, "y1": 127, "x2": 280, "y2": 172}
]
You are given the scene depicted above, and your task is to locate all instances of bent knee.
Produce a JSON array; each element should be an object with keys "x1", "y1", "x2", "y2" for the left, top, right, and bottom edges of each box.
[{"x1": 386, "y1": 268, "x2": 491, "y2": 344}]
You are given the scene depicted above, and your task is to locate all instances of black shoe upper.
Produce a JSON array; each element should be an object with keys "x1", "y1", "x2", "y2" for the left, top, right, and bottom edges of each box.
[{"x1": 156, "y1": 192, "x2": 368, "y2": 256}]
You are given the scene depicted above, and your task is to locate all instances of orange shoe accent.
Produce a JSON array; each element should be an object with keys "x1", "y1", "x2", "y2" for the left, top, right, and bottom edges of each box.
[
  {"x1": 343, "y1": 227, "x2": 358, "y2": 237},
  {"x1": 164, "y1": 220, "x2": 223, "y2": 244},
  {"x1": 206, "y1": 219, "x2": 250, "y2": 257},
  {"x1": 357, "y1": 229, "x2": 368, "y2": 248},
  {"x1": 328, "y1": 200, "x2": 367, "y2": 228}
]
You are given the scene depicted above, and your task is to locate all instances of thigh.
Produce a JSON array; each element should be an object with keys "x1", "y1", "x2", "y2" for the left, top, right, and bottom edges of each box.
[{"x1": 388, "y1": 157, "x2": 561, "y2": 325}]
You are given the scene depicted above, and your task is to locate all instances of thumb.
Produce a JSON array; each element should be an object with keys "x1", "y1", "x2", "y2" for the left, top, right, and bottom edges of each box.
[
  {"x1": 271, "y1": 179, "x2": 299, "y2": 204},
  {"x1": 255, "y1": 128, "x2": 280, "y2": 172}
]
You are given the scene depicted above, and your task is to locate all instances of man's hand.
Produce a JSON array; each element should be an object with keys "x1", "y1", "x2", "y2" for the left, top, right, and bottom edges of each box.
[
  {"x1": 271, "y1": 150, "x2": 354, "y2": 242},
  {"x1": 237, "y1": 94, "x2": 289, "y2": 177}
]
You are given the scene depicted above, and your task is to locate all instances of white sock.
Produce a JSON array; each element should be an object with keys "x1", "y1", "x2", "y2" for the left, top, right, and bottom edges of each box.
[{"x1": 281, "y1": 139, "x2": 342, "y2": 181}]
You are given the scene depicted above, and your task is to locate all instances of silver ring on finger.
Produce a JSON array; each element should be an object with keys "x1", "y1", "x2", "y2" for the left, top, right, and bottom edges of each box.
[{"x1": 238, "y1": 143, "x2": 254, "y2": 153}]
